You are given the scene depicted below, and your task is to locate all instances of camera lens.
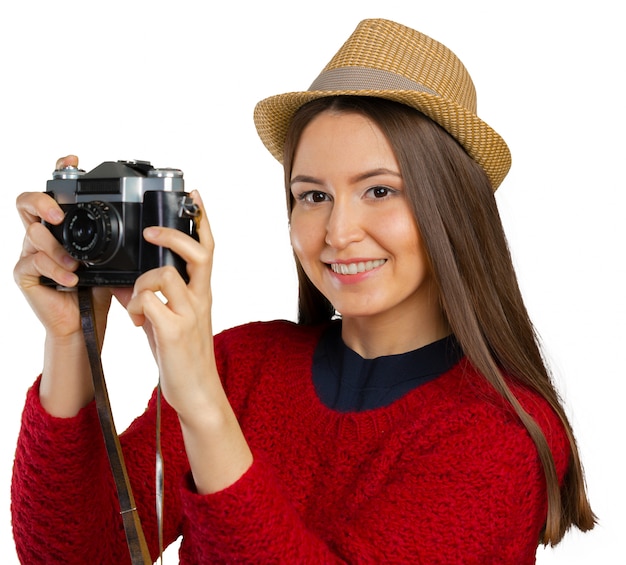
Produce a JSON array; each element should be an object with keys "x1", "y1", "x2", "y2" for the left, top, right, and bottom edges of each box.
[{"x1": 62, "y1": 201, "x2": 121, "y2": 263}]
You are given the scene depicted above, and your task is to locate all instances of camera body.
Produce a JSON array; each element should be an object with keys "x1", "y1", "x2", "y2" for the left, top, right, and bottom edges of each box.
[{"x1": 43, "y1": 160, "x2": 199, "y2": 287}]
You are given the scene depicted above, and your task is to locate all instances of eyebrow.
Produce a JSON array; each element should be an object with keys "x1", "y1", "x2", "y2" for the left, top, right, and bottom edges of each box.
[{"x1": 290, "y1": 168, "x2": 401, "y2": 187}]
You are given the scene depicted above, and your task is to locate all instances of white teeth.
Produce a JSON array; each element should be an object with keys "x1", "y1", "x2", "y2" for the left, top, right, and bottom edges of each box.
[{"x1": 330, "y1": 259, "x2": 386, "y2": 275}]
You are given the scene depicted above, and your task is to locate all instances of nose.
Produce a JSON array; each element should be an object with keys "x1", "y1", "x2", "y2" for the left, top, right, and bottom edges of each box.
[{"x1": 325, "y1": 199, "x2": 364, "y2": 249}]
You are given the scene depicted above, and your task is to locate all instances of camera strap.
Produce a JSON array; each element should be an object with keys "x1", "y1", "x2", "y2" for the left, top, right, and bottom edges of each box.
[{"x1": 78, "y1": 287, "x2": 153, "y2": 565}]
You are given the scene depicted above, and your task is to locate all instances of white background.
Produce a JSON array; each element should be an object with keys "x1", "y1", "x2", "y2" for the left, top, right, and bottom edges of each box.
[{"x1": 1, "y1": 1, "x2": 623, "y2": 563}]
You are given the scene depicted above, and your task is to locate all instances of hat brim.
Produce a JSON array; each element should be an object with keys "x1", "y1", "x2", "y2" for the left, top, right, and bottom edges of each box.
[{"x1": 253, "y1": 90, "x2": 511, "y2": 190}]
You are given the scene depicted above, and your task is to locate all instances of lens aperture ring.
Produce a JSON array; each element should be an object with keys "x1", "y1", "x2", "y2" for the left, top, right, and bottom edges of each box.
[{"x1": 63, "y1": 201, "x2": 121, "y2": 264}]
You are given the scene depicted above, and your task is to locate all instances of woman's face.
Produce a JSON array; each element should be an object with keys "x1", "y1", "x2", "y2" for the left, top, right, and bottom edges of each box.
[{"x1": 289, "y1": 110, "x2": 443, "y2": 343}]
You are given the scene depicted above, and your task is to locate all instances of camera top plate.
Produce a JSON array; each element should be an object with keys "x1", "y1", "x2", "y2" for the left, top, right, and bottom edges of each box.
[{"x1": 47, "y1": 160, "x2": 185, "y2": 204}]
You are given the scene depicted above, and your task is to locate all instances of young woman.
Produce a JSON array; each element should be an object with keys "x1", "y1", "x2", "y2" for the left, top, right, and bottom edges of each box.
[{"x1": 12, "y1": 18, "x2": 594, "y2": 563}]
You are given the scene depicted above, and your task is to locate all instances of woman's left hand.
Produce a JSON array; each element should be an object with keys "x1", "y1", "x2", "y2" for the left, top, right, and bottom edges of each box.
[{"x1": 125, "y1": 190, "x2": 217, "y2": 416}]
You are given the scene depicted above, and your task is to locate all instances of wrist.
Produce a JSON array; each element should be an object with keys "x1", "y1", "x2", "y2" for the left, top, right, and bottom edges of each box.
[
  {"x1": 177, "y1": 396, "x2": 253, "y2": 495},
  {"x1": 40, "y1": 332, "x2": 94, "y2": 417}
]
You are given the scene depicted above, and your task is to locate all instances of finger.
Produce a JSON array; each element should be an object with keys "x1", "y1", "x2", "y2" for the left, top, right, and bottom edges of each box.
[
  {"x1": 144, "y1": 227, "x2": 212, "y2": 296},
  {"x1": 23, "y1": 221, "x2": 78, "y2": 268},
  {"x1": 143, "y1": 225, "x2": 211, "y2": 268},
  {"x1": 128, "y1": 266, "x2": 192, "y2": 326},
  {"x1": 14, "y1": 250, "x2": 78, "y2": 290},
  {"x1": 19, "y1": 222, "x2": 79, "y2": 286},
  {"x1": 134, "y1": 265, "x2": 190, "y2": 309},
  {"x1": 55, "y1": 155, "x2": 79, "y2": 170},
  {"x1": 18, "y1": 246, "x2": 78, "y2": 289},
  {"x1": 126, "y1": 290, "x2": 160, "y2": 328},
  {"x1": 16, "y1": 192, "x2": 64, "y2": 229},
  {"x1": 142, "y1": 191, "x2": 214, "y2": 291},
  {"x1": 185, "y1": 190, "x2": 214, "y2": 293},
  {"x1": 142, "y1": 190, "x2": 212, "y2": 253},
  {"x1": 190, "y1": 190, "x2": 213, "y2": 253}
]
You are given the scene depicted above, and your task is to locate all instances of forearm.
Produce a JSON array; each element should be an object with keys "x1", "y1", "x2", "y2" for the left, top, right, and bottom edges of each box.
[
  {"x1": 40, "y1": 332, "x2": 95, "y2": 417},
  {"x1": 178, "y1": 386, "x2": 254, "y2": 495}
]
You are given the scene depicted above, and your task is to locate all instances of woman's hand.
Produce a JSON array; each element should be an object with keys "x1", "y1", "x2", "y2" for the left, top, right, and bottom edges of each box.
[
  {"x1": 14, "y1": 155, "x2": 118, "y2": 339},
  {"x1": 126, "y1": 190, "x2": 216, "y2": 416},
  {"x1": 13, "y1": 155, "x2": 118, "y2": 416},
  {"x1": 126, "y1": 191, "x2": 253, "y2": 494}
]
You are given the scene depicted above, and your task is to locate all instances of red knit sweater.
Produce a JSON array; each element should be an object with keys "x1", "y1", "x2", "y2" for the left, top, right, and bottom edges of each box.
[{"x1": 12, "y1": 320, "x2": 569, "y2": 564}]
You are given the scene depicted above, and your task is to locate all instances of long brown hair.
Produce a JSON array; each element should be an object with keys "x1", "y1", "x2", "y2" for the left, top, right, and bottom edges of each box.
[{"x1": 282, "y1": 96, "x2": 595, "y2": 544}]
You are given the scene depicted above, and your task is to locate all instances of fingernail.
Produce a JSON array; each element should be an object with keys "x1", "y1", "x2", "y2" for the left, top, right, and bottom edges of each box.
[
  {"x1": 62, "y1": 272, "x2": 79, "y2": 287},
  {"x1": 49, "y1": 209, "x2": 64, "y2": 223},
  {"x1": 144, "y1": 227, "x2": 159, "y2": 239},
  {"x1": 62, "y1": 254, "x2": 78, "y2": 268}
]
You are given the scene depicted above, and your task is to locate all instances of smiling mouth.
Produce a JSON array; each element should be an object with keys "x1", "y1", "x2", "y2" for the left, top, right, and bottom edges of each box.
[{"x1": 329, "y1": 259, "x2": 386, "y2": 275}]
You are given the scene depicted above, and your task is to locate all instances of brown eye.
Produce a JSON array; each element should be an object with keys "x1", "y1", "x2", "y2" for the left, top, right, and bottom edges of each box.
[
  {"x1": 367, "y1": 186, "x2": 395, "y2": 199},
  {"x1": 300, "y1": 191, "x2": 330, "y2": 204}
]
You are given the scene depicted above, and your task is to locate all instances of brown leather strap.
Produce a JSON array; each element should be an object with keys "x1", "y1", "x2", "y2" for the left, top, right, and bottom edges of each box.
[{"x1": 78, "y1": 287, "x2": 153, "y2": 564}]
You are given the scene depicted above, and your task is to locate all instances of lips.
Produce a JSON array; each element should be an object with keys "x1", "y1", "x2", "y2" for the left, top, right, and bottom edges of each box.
[{"x1": 329, "y1": 259, "x2": 386, "y2": 275}]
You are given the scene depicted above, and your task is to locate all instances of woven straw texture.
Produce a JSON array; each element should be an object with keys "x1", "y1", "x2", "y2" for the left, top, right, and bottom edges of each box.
[{"x1": 254, "y1": 19, "x2": 511, "y2": 190}]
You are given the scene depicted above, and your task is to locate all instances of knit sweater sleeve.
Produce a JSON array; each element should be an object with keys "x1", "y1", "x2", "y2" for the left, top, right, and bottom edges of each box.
[
  {"x1": 179, "y1": 457, "x2": 340, "y2": 563},
  {"x1": 11, "y1": 377, "x2": 189, "y2": 564}
]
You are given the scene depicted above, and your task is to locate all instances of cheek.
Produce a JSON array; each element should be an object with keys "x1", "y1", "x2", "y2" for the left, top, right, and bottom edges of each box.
[
  {"x1": 289, "y1": 213, "x2": 317, "y2": 263},
  {"x1": 382, "y1": 212, "x2": 430, "y2": 270},
  {"x1": 377, "y1": 208, "x2": 421, "y2": 247}
]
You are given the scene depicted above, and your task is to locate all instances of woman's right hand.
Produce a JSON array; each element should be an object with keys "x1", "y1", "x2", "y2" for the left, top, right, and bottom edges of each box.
[
  {"x1": 13, "y1": 155, "x2": 114, "y2": 416},
  {"x1": 14, "y1": 156, "x2": 82, "y2": 335}
]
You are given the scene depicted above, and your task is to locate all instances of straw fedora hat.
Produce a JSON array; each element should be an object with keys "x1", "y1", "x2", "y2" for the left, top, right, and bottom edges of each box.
[{"x1": 254, "y1": 18, "x2": 511, "y2": 190}]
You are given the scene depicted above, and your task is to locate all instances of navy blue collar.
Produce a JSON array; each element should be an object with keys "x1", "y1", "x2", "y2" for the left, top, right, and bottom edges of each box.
[{"x1": 313, "y1": 321, "x2": 464, "y2": 412}]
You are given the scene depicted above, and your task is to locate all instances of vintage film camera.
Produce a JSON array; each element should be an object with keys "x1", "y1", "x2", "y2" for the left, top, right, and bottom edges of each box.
[{"x1": 42, "y1": 160, "x2": 200, "y2": 287}]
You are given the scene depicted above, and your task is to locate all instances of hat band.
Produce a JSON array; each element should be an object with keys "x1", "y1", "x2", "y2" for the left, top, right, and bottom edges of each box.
[{"x1": 308, "y1": 66, "x2": 439, "y2": 95}]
